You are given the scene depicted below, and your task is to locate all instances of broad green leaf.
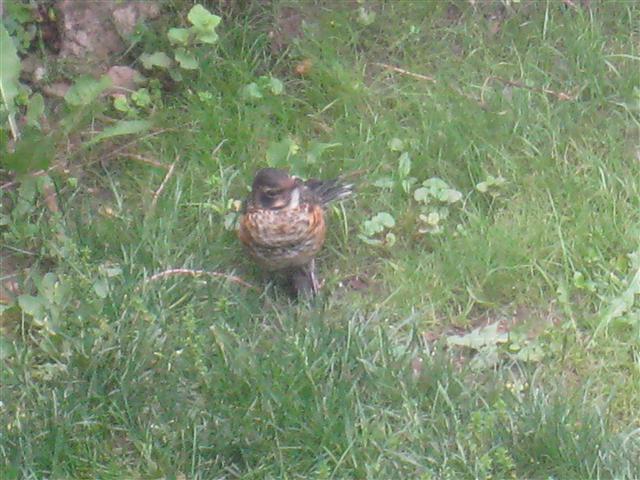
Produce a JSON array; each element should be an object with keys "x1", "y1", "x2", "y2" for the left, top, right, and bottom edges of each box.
[
  {"x1": 437, "y1": 188, "x2": 462, "y2": 203},
  {"x1": 373, "y1": 212, "x2": 395, "y2": 228},
  {"x1": 422, "y1": 177, "x2": 449, "y2": 191},
  {"x1": 0, "y1": 22, "x2": 22, "y2": 139},
  {"x1": 174, "y1": 48, "x2": 198, "y2": 70},
  {"x1": 413, "y1": 187, "x2": 429, "y2": 202},
  {"x1": 266, "y1": 138, "x2": 299, "y2": 167},
  {"x1": 196, "y1": 31, "x2": 219, "y2": 45},
  {"x1": 387, "y1": 137, "x2": 404, "y2": 152},
  {"x1": 0, "y1": 336, "x2": 15, "y2": 361},
  {"x1": 38, "y1": 272, "x2": 58, "y2": 299},
  {"x1": 363, "y1": 219, "x2": 384, "y2": 236},
  {"x1": 140, "y1": 51, "x2": 172, "y2": 69},
  {"x1": 447, "y1": 323, "x2": 508, "y2": 350},
  {"x1": 167, "y1": 27, "x2": 190, "y2": 46},
  {"x1": 26, "y1": 93, "x2": 44, "y2": 127},
  {"x1": 256, "y1": 75, "x2": 284, "y2": 96},
  {"x1": 169, "y1": 69, "x2": 183, "y2": 82},
  {"x1": 5, "y1": 2, "x2": 33, "y2": 23},
  {"x1": 476, "y1": 181, "x2": 490, "y2": 193},
  {"x1": 132, "y1": 88, "x2": 151, "y2": 107},
  {"x1": 85, "y1": 120, "x2": 152, "y2": 147},
  {"x1": 242, "y1": 82, "x2": 263, "y2": 99},
  {"x1": 573, "y1": 271, "x2": 596, "y2": 292},
  {"x1": 188, "y1": 4, "x2": 221, "y2": 29},
  {"x1": 590, "y1": 263, "x2": 640, "y2": 343},
  {"x1": 267, "y1": 77, "x2": 284, "y2": 95},
  {"x1": 64, "y1": 75, "x2": 112, "y2": 106},
  {"x1": 18, "y1": 294, "x2": 47, "y2": 319},
  {"x1": 188, "y1": 4, "x2": 221, "y2": 44},
  {"x1": 306, "y1": 141, "x2": 340, "y2": 163},
  {"x1": 416, "y1": 177, "x2": 462, "y2": 203},
  {"x1": 113, "y1": 95, "x2": 131, "y2": 112},
  {"x1": 470, "y1": 345, "x2": 501, "y2": 371},
  {"x1": 1, "y1": 127, "x2": 55, "y2": 172},
  {"x1": 477, "y1": 175, "x2": 506, "y2": 193},
  {"x1": 93, "y1": 278, "x2": 109, "y2": 299},
  {"x1": 513, "y1": 343, "x2": 545, "y2": 362}
]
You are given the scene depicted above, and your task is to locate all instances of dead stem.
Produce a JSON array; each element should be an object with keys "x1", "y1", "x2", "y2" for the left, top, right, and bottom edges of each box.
[
  {"x1": 371, "y1": 62, "x2": 436, "y2": 83},
  {"x1": 120, "y1": 153, "x2": 168, "y2": 169},
  {"x1": 485, "y1": 76, "x2": 577, "y2": 101},
  {"x1": 150, "y1": 158, "x2": 177, "y2": 210}
]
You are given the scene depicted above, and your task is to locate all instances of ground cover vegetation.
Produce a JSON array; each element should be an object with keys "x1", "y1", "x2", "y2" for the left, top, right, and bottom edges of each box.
[{"x1": 1, "y1": 1, "x2": 639, "y2": 478}]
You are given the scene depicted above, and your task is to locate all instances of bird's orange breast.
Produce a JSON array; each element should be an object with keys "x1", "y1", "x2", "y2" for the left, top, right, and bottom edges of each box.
[{"x1": 238, "y1": 203, "x2": 326, "y2": 270}]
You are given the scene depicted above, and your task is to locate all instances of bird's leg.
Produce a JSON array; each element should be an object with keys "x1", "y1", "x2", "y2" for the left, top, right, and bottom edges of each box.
[
  {"x1": 308, "y1": 258, "x2": 319, "y2": 295},
  {"x1": 289, "y1": 259, "x2": 320, "y2": 297}
]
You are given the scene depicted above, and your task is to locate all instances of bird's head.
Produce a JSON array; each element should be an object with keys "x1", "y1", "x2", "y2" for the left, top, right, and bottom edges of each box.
[{"x1": 251, "y1": 168, "x2": 301, "y2": 210}]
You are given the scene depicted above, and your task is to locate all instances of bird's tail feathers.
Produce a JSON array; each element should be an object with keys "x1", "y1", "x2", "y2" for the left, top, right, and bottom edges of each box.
[{"x1": 305, "y1": 178, "x2": 354, "y2": 206}]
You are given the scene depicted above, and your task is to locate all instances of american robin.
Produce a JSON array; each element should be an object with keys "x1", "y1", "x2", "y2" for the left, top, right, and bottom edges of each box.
[{"x1": 238, "y1": 168, "x2": 353, "y2": 295}]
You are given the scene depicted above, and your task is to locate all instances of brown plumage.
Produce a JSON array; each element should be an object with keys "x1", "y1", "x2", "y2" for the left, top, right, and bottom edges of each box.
[{"x1": 238, "y1": 168, "x2": 353, "y2": 295}]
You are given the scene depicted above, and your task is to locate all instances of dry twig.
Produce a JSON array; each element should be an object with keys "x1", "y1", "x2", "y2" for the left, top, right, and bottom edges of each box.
[
  {"x1": 371, "y1": 62, "x2": 436, "y2": 83},
  {"x1": 211, "y1": 139, "x2": 227, "y2": 159},
  {"x1": 145, "y1": 268, "x2": 255, "y2": 290},
  {"x1": 150, "y1": 158, "x2": 177, "y2": 210},
  {"x1": 484, "y1": 76, "x2": 576, "y2": 102},
  {"x1": 120, "y1": 153, "x2": 168, "y2": 169}
]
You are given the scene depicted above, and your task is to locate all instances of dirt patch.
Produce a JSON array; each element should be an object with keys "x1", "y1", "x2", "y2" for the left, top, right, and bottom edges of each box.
[
  {"x1": 56, "y1": 0, "x2": 160, "y2": 74},
  {"x1": 269, "y1": 6, "x2": 305, "y2": 54},
  {"x1": 472, "y1": 303, "x2": 563, "y2": 338}
]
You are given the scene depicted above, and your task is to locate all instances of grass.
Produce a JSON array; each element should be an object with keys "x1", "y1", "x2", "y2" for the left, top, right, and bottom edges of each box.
[{"x1": 1, "y1": 1, "x2": 639, "y2": 478}]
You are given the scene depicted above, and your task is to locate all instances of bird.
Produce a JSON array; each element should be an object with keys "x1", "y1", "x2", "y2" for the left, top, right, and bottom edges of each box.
[{"x1": 238, "y1": 168, "x2": 353, "y2": 296}]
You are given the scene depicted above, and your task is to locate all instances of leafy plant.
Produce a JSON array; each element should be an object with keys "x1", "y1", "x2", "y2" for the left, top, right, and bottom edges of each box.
[
  {"x1": 414, "y1": 177, "x2": 463, "y2": 204},
  {"x1": 413, "y1": 177, "x2": 463, "y2": 235},
  {"x1": 1, "y1": 25, "x2": 151, "y2": 173},
  {"x1": 113, "y1": 89, "x2": 152, "y2": 116},
  {"x1": 265, "y1": 137, "x2": 340, "y2": 173},
  {"x1": 447, "y1": 322, "x2": 546, "y2": 370},
  {"x1": 0, "y1": 21, "x2": 57, "y2": 173},
  {"x1": 2, "y1": 1, "x2": 37, "y2": 54},
  {"x1": 589, "y1": 247, "x2": 640, "y2": 343},
  {"x1": 139, "y1": 4, "x2": 221, "y2": 82},
  {"x1": 0, "y1": 22, "x2": 22, "y2": 141},
  {"x1": 359, "y1": 211, "x2": 396, "y2": 246},
  {"x1": 373, "y1": 138, "x2": 417, "y2": 193},
  {"x1": 241, "y1": 76, "x2": 284, "y2": 100},
  {"x1": 476, "y1": 174, "x2": 506, "y2": 196}
]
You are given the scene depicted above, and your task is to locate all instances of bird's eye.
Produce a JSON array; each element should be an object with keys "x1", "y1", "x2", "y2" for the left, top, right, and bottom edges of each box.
[{"x1": 264, "y1": 189, "x2": 279, "y2": 197}]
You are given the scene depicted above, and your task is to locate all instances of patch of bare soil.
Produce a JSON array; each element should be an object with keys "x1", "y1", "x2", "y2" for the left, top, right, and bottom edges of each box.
[{"x1": 57, "y1": 0, "x2": 160, "y2": 73}]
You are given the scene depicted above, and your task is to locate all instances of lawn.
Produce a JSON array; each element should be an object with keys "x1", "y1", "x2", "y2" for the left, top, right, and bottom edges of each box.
[{"x1": 1, "y1": 1, "x2": 639, "y2": 478}]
